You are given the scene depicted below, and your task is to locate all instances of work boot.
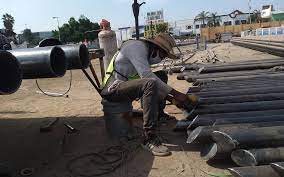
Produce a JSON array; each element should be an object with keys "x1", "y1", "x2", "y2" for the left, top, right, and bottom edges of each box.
[{"x1": 142, "y1": 134, "x2": 171, "y2": 156}]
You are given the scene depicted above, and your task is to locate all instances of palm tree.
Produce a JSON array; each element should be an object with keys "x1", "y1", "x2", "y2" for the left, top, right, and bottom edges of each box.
[
  {"x1": 195, "y1": 11, "x2": 210, "y2": 28},
  {"x1": 207, "y1": 12, "x2": 221, "y2": 27},
  {"x1": 2, "y1": 13, "x2": 15, "y2": 31}
]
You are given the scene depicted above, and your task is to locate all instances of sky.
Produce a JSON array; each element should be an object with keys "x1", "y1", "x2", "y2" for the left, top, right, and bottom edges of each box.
[{"x1": 0, "y1": 0, "x2": 284, "y2": 33}]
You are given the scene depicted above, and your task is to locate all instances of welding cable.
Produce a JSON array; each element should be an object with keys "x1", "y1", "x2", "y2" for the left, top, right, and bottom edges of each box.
[{"x1": 36, "y1": 70, "x2": 73, "y2": 97}]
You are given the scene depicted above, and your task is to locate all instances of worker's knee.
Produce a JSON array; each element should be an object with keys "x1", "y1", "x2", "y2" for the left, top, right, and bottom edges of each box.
[{"x1": 143, "y1": 78, "x2": 158, "y2": 90}]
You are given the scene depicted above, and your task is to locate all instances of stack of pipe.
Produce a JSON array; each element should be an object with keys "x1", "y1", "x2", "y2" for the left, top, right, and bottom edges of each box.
[
  {"x1": 0, "y1": 44, "x2": 90, "y2": 95},
  {"x1": 231, "y1": 38, "x2": 284, "y2": 57},
  {"x1": 174, "y1": 56, "x2": 284, "y2": 176}
]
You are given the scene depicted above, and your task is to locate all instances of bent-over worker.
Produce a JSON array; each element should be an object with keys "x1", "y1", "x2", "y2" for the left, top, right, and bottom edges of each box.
[{"x1": 101, "y1": 33, "x2": 198, "y2": 156}]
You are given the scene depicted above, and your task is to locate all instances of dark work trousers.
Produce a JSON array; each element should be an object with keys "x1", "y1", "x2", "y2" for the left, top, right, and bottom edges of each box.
[{"x1": 101, "y1": 70, "x2": 168, "y2": 135}]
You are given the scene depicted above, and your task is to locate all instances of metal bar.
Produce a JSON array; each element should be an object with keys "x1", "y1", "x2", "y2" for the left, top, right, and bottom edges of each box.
[
  {"x1": 271, "y1": 162, "x2": 284, "y2": 177},
  {"x1": 10, "y1": 46, "x2": 67, "y2": 79},
  {"x1": 0, "y1": 51, "x2": 22, "y2": 95},
  {"x1": 232, "y1": 148, "x2": 284, "y2": 167},
  {"x1": 188, "y1": 109, "x2": 284, "y2": 129},
  {"x1": 81, "y1": 69, "x2": 101, "y2": 96},
  {"x1": 228, "y1": 166, "x2": 280, "y2": 177},
  {"x1": 89, "y1": 63, "x2": 101, "y2": 88},
  {"x1": 99, "y1": 57, "x2": 105, "y2": 82},
  {"x1": 187, "y1": 121, "x2": 284, "y2": 145}
]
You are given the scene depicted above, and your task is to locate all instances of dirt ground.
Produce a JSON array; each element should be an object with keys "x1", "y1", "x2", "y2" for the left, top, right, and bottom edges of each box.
[{"x1": 0, "y1": 43, "x2": 281, "y2": 177}]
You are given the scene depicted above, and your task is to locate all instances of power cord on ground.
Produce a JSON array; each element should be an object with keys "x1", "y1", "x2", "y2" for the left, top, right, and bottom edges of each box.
[{"x1": 36, "y1": 70, "x2": 73, "y2": 97}]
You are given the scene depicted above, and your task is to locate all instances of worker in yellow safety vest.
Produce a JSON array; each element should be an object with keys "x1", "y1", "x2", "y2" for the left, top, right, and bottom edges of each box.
[{"x1": 101, "y1": 33, "x2": 198, "y2": 156}]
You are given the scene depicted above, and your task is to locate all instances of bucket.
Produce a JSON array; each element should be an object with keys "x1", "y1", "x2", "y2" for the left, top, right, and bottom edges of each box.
[{"x1": 101, "y1": 99, "x2": 134, "y2": 138}]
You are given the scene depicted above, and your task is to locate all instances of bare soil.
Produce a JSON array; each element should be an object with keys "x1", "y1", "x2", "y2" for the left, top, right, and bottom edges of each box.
[{"x1": 0, "y1": 43, "x2": 280, "y2": 177}]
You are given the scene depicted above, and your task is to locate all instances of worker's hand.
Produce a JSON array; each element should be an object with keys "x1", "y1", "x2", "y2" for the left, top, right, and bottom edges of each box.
[{"x1": 169, "y1": 89, "x2": 199, "y2": 109}]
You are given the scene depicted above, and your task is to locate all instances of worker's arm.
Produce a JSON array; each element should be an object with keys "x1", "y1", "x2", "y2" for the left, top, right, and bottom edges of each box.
[{"x1": 123, "y1": 41, "x2": 173, "y2": 99}]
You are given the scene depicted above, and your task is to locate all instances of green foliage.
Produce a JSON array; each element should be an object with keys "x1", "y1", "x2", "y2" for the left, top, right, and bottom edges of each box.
[
  {"x1": 2, "y1": 13, "x2": 14, "y2": 31},
  {"x1": 195, "y1": 11, "x2": 210, "y2": 27},
  {"x1": 156, "y1": 23, "x2": 168, "y2": 34},
  {"x1": 208, "y1": 12, "x2": 221, "y2": 27},
  {"x1": 52, "y1": 15, "x2": 100, "y2": 43},
  {"x1": 250, "y1": 10, "x2": 262, "y2": 23}
]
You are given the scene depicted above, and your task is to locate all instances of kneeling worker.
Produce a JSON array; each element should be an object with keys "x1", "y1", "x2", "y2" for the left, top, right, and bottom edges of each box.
[{"x1": 101, "y1": 33, "x2": 198, "y2": 156}]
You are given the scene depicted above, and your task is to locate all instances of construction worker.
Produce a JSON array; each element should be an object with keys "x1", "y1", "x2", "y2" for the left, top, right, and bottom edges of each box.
[{"x1": 101, "y1": 33, "x2": 198, "y2": 156}]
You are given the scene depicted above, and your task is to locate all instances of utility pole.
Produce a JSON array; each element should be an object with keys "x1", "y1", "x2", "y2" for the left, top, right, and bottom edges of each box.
[
  {"x1": 52, "y1": 17, "x2": 61, "y2": 41},
  {"x1": 248, "y1": 0, "x2": 252, "y2": 24}
]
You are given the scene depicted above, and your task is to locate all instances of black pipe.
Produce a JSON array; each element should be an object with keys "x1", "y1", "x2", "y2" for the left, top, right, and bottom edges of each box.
[
  {"x1": 192, "y1": 100, "x2": 284, "y2": 118},
  {"x1": 228, "y1": 166, "x2": 281, "y2": 177},
  {"x1": 192, "y1": 81, "x2": 284, "y2": 92},
  {"x1": 195, "y1": 86, "x2": 284, "y2": 98},
  {"x1": 199, "y1": 61, "x2": 284, "y2": 74},
  {"x1": 194, "y1": 73, "x2": 284, "y2": 85},
  {"x1": 188, "y1": 109, "x2": 284, "y2": 129},
  {"x1": 60, "y1": 45, "x2": 90, "y2": 70},
  {"x1": 215, "y1": 115, "x2": 284, "y2": 126},
  {"x1": 187, "y1": 121, "x2": 284, "y2": 145},
  {"x1": 10, "y1": 46, "x2": 67, "y2": 79},
  {"x1": 231, "y1": 147, "x2": 284, "y2": 167},
  {"x1": 0, "y1": 51, "x2": 22, "y2": 95},
  {"x1": 199, "y1": 93, "x2": 284, "y2": 105},
  {"x1": 209, "y1": 126, "x2": 284, "y2": 159},
  {"x1": 271, "y1": 162, "x2": 284, "y2": 177}
]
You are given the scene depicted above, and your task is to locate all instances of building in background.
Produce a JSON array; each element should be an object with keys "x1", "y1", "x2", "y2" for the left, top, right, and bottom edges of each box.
[{"x1": 146, "y1": 10, "x2": 164, "y2": 25}]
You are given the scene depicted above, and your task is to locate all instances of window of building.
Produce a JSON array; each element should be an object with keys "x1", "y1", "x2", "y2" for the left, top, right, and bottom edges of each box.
[
  {"x1": 224, "y1": 21, "x2": 232, "y2": 26},
  {"x1": 241, "y1": 20, "x2": 247, "y2": 24},
  {"x1": 201, "y1": 24, "x2": 206, "y2": 28},
  {"x1": 235, "y1": 20, "x2": 240, "y2": 25},
  {"x1": 195, "y1": 25, "x2": 200, "y2": 29},
  {"x1": 187, "y1": 25, "x2": 192, "y2": 30}
]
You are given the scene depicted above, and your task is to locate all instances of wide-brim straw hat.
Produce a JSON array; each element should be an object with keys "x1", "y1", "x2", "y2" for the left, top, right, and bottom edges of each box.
[{"x1": 141, "y1": 33, "x2": 178, "y2": 59}]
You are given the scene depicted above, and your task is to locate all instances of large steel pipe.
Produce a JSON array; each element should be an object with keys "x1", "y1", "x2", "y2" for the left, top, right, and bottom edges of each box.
[
  {"x1": 0, "y1": 51, "x2": 22, "y2": 95},
  {"x1": 188, "y1": 110, "x2": 284, "y2": 129},
  {"x1": 10, "y1": 46, "x2": 66, "y2": 79},
  {"x1": 231, "y1": 148, "x2": 284, "y2": 167},
  {"x1": 199, "y1": 61, "x2": 284, "y2": 74},
  {"x1": 194, "y1": 73, "x2": 284, "y2": 85},
  {"x1": 195, "y1": 86, "x2": 284, "y2": 98},
  {"x1": 271, "y1": 162, "x2": 284, "y2": 176},
  {"x1": 205, "y1": 126, "x2": 284, "y2": 160},
  {"x1": 187, "y1": 121, "x2": 284, "y2": 145},
  {"x1": 199, "y1": 93, "x2": 284, "y2": 105},
  {"x1": 228, "y1": 166, "x2": 281, "y2": 177},
  {"x1": 60, "y1": 45, "x2": 90, "y2": 70},
  {"x1": 190, "y1": 100, "x2": 284, "y2": 118}
]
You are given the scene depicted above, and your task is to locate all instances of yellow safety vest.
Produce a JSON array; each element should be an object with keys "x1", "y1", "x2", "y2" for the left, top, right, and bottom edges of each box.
[{"x1": 102, "y1": 51, "x2": 140, "y2": 88}]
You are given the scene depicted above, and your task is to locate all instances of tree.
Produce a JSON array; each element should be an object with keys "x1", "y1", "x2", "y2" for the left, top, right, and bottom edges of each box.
[
  {"x1": 156, "y1": 23, "x2": 168, "y2": 34},
  {"x1": 2, "y1": 13, "x2": 14, "y2": 31},
  {"x1": 207, "y1": 12, "x2": 221, "y2": 27},
  {"x1": 195, "y1": 11, "x2": 210, "y2": 28},
  {"x1": 250, "y1": 10, "x2": 262, "y2": 23},
  {"x1": 52, "y1": 15, "x2": 100, "y2": 43}
]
